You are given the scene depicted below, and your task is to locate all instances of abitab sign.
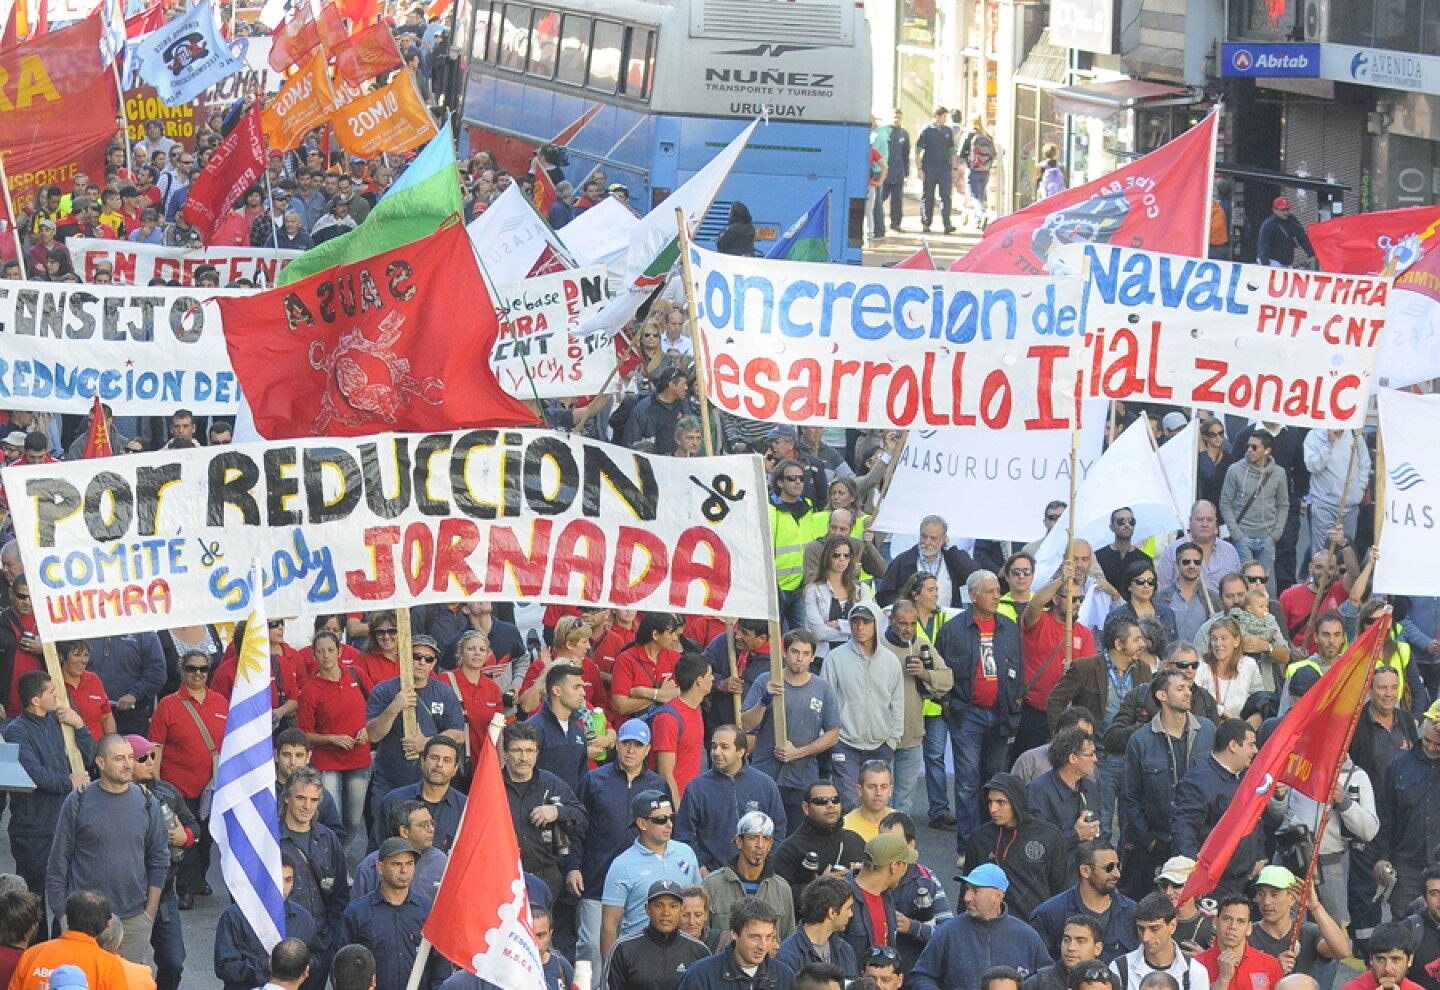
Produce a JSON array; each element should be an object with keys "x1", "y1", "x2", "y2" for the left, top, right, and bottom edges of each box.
[{"x1": 1221, "y1": 43, "x2": 1320, "y2": 78}]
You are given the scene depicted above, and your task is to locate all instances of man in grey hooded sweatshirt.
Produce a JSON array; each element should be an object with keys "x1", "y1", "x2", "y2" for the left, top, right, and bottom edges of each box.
[{"x1": 820, "y1": 601, "x2": 906, "y2": 814}]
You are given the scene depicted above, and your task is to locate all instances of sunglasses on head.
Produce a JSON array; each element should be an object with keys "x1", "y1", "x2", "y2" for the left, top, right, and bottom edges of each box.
[{"x1": 867, "y1": 947, "x2": 900, "y2": 962}]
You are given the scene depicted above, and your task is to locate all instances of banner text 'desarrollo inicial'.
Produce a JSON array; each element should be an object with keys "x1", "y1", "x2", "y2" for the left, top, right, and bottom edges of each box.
[
  {"x1": 686, "y1": 245, "x2": 1086, "y2": 431},
  {"x1": 1, "y1": 431, "x2": 776, "y2": 640}
]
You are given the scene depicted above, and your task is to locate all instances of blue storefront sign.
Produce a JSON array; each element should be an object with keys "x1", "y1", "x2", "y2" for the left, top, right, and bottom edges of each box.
[{"x1": 1221, "y1": 43, "x2": 1320, "y2": 78}]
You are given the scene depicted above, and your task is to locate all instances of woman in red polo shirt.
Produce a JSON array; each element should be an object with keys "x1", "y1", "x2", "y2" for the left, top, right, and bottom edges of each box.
[
  {"x1": 296, "y1": 630, "x2": 370, "y2": 848},
  {"x1": 516, "y1": 617, "x2": 610, "y2": 717},
  {"x1": 57, "y1": 640, "x2": 115, "y2": 742},
  {"x1": 610, "y1": 612, "x2": 684, "y2": 722},
  {"x1": 354, "y1": 609, "x2": 402, "y2": 691},
  {"x1": 149, "y1": 648, "x2": 228, "y2": 908},
  {"x1": 211, "y1": 619, "x2": 302, "y2": 729},
  {"x1": 295, "y1": 614, "x2": 362, "y2": 684},
  {"x1": 439, "y1": 630, "x2": 504, "y2": 768}
]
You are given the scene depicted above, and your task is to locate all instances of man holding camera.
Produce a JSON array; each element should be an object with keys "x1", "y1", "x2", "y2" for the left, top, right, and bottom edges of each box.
[
  {"x1": 884, "y1": 600, "x2": 953, "y2": 819},
  {"x1": 501, "y1": 722, "x2": 588, "y2": 919}
]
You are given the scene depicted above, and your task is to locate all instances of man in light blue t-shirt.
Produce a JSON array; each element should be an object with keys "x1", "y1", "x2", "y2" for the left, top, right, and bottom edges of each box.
[{"x1": 599, "y1": 790, "x2": 699, "y2": 963}]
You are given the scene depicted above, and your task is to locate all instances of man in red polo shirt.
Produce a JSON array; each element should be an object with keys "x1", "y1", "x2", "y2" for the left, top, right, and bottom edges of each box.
[
  {"x1": 1199, "y1": 895, "x2": 1283, "y2": 990},
  {"x1": 1341, "y1": 921, "x2": 1426, "y2": 990},
  {"x1": 1018, "y1": 561, "x2": 1093, "y2": 757},
  {"x1": 651, "y1": 654, "x2": 711, "y2": 807}
]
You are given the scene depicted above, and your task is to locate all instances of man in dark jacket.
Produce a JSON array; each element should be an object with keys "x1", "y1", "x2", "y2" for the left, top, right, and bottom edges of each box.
[
  {"x1": 7, "y1": 670, "x2": 96, "y2": 935},
  {"x1": 1256, "y1": 197, "x2": 1315, "y2": 269},
  {"x1": 1028, "y1": 841, "x2": 1137, "y2": 964},
  {"x1": 623, "y1": 367, "x2": 691, "y2": 455},
  {"x1": 880, "y1": 110, "x2": 910, "y2": 233},
  {"x1": 776, "y1": 875, "x2": 858, "y2": 979},
  {"x1": 677, "y1": 897, "x2": 795, "y2": 990},
  {"x1": 963, "y1": 773, "x2": 1067, "y2": 921},
  {"x1": 877, "y1": 515, "x2": 978, "y2": 609},
  {"x1": 502, "y1": 721, "x2": 588, "y2": 902},
  {"x1": 1171, "y1": 719, "x2": 1265, "y2": 898},
  {"x1": 1118, "y1": 670, "x2": 1216, "y2": 900},
  {"x1": 278, "y1": 766, "x2": 349, "y2": 990},
  {"x1": 935, "y1": 571, "x2": 1024, "y2": 853},
  {"x1": 1027, "y1": 728, "x2": 1102, "y2": 874},
  {"x1": 215, "y1": 854, "x2": 318, "y2": 990},
  {"x1": 840, "y1": 835, "x2": 912, "y2": 967},
  {"x1": 85, "y1": 631, "x2": 167, "y2": 735},
  {"x1": 1375, "y1": 706, "x2": 1440, "y2": 914},
  {"x1": 915, "y1": 107, "x2": 956, "y2": 234},
  {"x1": 1103, "y1": 643, "x2": 1219, "y2": 756},
  {"x1": 772, "y1": 780, "x2": 866, "y2": 904},
  {"x1": 909, "y1": 863, "x2": 1052, "y2": 990},
  {"x1": 132, "y1": 733, "x2": 195, "y2": 990},
  {"x1": 604, "y1": 880, "x2": 710, "y2": 990}
]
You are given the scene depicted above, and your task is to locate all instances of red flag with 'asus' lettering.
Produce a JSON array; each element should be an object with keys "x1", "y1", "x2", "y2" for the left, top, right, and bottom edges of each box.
[
  {"x1": 953, "y1": 110, "x2": 1218, "y2": 276},
  {"x1": 1178, "y1": 616, "x2": 1390, "y2": 904}
]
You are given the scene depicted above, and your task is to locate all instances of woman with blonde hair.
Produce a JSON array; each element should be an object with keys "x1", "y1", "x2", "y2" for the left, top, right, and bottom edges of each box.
[{"x1": 1197, "y1": 618, "x2": 1263, "y2": 720}]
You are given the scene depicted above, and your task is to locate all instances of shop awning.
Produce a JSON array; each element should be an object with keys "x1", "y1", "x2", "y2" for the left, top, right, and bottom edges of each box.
[
  {"x1": 1052, "y1": 79, "x2": 1192, "y2": 119},
  {"x1": 1015, "y1": 29, "x2": 1069, "y2": 86}
]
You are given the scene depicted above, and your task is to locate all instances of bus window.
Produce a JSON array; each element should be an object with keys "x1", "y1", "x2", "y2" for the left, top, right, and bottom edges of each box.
[
  {"x1": 529, "y1": 8, "x2": 560, "y2": 78},
  {"x1": 588, "y1": 19, "x2": 622, "y2": 94},
  {"x1": 452, "y1": 0, "x2": 474, "y2": 61},
  {"x1": 498, "y1": 3, "x2": 531, "y2": 71},
  {"x1": 622, "y1": 25, "x2": 653, "y2": 99},
  {"x1": 556, "y1": 13, "x2": 589, "y2": 85},
  {"x1": 472, "y1": 1, "x2": 494, "y2": 61}
]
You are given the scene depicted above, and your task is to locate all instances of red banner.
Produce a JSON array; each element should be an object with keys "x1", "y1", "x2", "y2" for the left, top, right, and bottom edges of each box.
[
  {"x1": 1179, "y1": 616, "x2": 1389, "y2": 904},
  {"x1": 894, "y1": 244, "x2": 935, "y2": 270},
  {"x1": 183, "y1": 103, "x2": 267, "y2": 242},
  {"x1": 1308, "y1": 204, "x2": 1440, "y2": 275},
  {"x1": 953, "y1": 110, "x2": 1218, "y2": 276},
  {"x1": 0, "y1": 15, "x2": 119, "y2": 200},
  {"x1": 333, "y1": 20, "x2": 400, "y2": 86},
  {"x1": 216, "y1": 222, "x2": 537, "y2": 439}
]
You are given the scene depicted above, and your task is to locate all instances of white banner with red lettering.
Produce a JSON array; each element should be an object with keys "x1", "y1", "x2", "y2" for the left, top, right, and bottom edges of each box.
[
  {"x1": 1, "y1": 432, "x2": 777, "y2": 639},
  {"x1": 1052, "y1": 244, "x2": 1386, "y2": 429},
  {"x1": 686, "y1": 244, "x2": 1088, "y2": 431},
  {"x1": 493, "y1": 267, "x2": 618, "y2": 399},
  {"x1": 67, "y1": 238, "x2": 302, "y2": 287}
]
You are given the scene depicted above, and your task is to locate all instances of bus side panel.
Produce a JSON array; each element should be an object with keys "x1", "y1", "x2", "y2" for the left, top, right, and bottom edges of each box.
[{"x1": 669, "y1": 116, "x2": 868, "y2": 263}]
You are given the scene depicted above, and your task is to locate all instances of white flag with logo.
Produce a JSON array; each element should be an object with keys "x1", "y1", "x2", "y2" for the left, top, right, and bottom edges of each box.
[
  {"x1": 468, "y1": 184, "x2": 573, "y2": 284},
  {"x1": 1375, "y1": 388, "x2": 1440, "y2": 595}
]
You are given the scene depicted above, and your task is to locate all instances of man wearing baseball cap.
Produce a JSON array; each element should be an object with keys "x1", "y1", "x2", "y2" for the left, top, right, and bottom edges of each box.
[
  {"x1": 602, "y1": 880, "x2": 709, "y2": 990},
  {"x1": 1153, "y1": 856, "x2": 1212, "y2": 952},
  {"x1": 1249, "y1": 865, "x2": 1348, "y2": 979},
  {"x1": 574, "y1": 718, "x2": 666, "y2": 970},
  {"x1": 1257, "y1": 196, "x2": 1316, "y2": 270},
  {"x1": 599, "y1": 790, "x2": 699, "y2": 962},
  {"x1": 910, "y1": 863, "x2": 1051, "y2": 990},
  {"x1": 701, "y1": 812, "x2": 796, "y2": 942},
  {"x1": 338, "y1": 837, "x2": 447, "y2": 989},
  {"x1": 364, "y1": 633, "x2": 466, "y2": 817},
  {"x1": 838, "y1": 833, "x2": 916, "y2": 967}
]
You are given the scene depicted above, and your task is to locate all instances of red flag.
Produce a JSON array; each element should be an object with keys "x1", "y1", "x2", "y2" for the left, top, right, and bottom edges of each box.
[
  {"x1": 82, "y1": 395, "x2": 113, "y2": 459},
  {"x1": 953, "y1": 110, "x2": 1218, "y2": 275},
  {"x1": 531, "y1": 163, "x2": 558, "y2": 217},
  {"x1": 216, "y1": 223, "x2": 537, "y2": 439},
  {"x1": 526, "y1": 242, "x2": 571, "y2": 277},
  {"x1": 0, "y1": 0, "x2": 19, "y2": 47},
  {"x1": 333, "y1": 19, "x2": 400, "y2": 86},
  {"x1": 183, "y1": 104, "x2": 267, "y2": 243},
  {"x1": 269, "y1": 1, "x2": 344, "y2": 71},
  {"x1": 315, "y1": 2, "x2": 346, "y2": 52},
  {"x1": 1178, "y1": 616, "x2": 1390, "y2": 904},
  {"x1": 424, "y1": 742, "x2": 547, "y2": 984},
  {"x1": 1308, "y1": 204, "x2": 1440, "y2": 275},
  {"x1": 124, "y1": 1, "x2": 162, "y2": 36},
  {"x1": 894, "y1": 244, "x2": 935, "y2": 271},
  {"x1": 335, "y1": 0, "x2": 375, "y2": 33}
]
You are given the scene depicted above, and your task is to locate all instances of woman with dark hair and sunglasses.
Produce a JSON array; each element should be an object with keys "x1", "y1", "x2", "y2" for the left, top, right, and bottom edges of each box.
[
  {"x1": 354, "y1": 609, "x2": 402, "y2": 691},
  {"x1": 1196, "y1": 416, "x2": 1233, "y2": 508},
  {"x1": 804, "y1": 534, "x2": 871, "y2": 663},
  {"x1": 1107, "y1": 561, "x2": 1178, "y2": 643}
]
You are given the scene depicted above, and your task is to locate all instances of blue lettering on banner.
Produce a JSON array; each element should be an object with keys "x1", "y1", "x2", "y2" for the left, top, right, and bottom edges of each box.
[
  {"x1": 1077, "y1": 245, "x2": 1251, "y2": 314},
  {"x1": 1221, "y1": 43, "x2": 1319, "y2": 78},
  {"x1": 208, "y1": 527, "x2": 338, "y2": 612},
  {"x1": 0, "y1": 359, "x2": 236, "y2": 405}
]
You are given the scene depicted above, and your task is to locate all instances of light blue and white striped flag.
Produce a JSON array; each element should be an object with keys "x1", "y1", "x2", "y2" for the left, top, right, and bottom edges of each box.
[{"x1": 210, "y1": 570, "x2": 286, "y2": 951}]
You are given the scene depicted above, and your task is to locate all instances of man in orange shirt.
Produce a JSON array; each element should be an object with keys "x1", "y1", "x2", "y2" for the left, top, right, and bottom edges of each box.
[{"x1": 9, "y1": 890, "x2": 129, "y2": 990}]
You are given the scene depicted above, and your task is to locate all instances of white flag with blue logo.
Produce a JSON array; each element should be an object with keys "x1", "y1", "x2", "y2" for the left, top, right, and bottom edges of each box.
[
  {"x1": 1376, "y1": 389, "x2": 1440, "y2": 596},
  {"x1": 210, "y1": 568, "x2": 285, "y2": 951},
  {"x1": 133, "y1": 0, "x2": 247, "y2": 107}
]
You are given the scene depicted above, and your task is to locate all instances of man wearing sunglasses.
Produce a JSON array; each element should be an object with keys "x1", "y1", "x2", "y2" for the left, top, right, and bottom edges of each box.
[
  {"x1": 772, "y1": 780, "x2": 867, "y2": 905},
  {"x1": 1098, "y1": 509, "x2": 1153, "y2": 594},
  {"x1": 1219, "y1": 432, "x2": 1290, "y2": 598},
  {"x1": 364, "y1": 635, "x2": 466, "y2": 818},
  {"x1": 599, "y1": 790, "x2": 698, "y2": 962},
  {"x1": 129, "y1": 734, "x2": 194, "y2": 990},
  {"x1": 1104, "y1": 644, "x2": 1220, "y2": 761},
  {"x1": 1031, "y1": 841, "x2": 1137, "y2": 964}
]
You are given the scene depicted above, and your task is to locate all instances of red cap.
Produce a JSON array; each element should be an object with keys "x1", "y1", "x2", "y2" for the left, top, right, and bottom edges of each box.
[
  {"x1": 1273, "y1": 196, "x2": 1292, "y2": 210},
  {"x1": 124, "y1": 734, "x2": 159, "y2": 757}
]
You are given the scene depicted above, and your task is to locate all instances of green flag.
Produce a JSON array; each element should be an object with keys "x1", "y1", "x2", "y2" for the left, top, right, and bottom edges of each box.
[{"x1": 278, "y1": 130, "x2": 462, "y2": 286}]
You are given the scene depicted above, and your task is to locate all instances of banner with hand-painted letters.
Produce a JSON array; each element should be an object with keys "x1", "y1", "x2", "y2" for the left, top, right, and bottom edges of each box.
[
  {"x1": 1, "y1": 432, "x2": 777, "y2": 640},
  {"x1": 67, "y1": 239, "x2": 302, "y2": 286},
  {"x1": 686, "y1": 244, "x2": 1087, "y2": 431},
  {"x1": 493, "y1": 267, "x2": 618, "y2": 399},
  {"x1": 0, "y1": 282, "x2": 248, "y2": 415},
  {"x1": 1054, "y1": 245, "x2": 1387, "y2": 429}
]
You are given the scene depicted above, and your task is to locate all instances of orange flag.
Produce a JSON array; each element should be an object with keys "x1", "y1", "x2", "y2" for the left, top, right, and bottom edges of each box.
[
  {"x1": 329, "y1": 70, "x2": 436, "y2": 158},
  {"x1": 262, "y1": 53, "x2": 336, "y2": 152},
  {"x1": 333, "y1": 20, "x2": 401, "y2": 87},
  {"x1": 81, "y1": 395, "x2": 112, "y2": 459}
]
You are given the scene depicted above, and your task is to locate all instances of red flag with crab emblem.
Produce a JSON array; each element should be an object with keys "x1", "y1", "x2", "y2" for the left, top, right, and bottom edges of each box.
[{"x1": 212, "y1": 222, "x2": 537, "y2": 439}]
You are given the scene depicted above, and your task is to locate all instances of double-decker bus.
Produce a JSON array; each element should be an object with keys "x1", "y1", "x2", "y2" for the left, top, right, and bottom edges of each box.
[{"x1": 438, "y1": 0, "x2": 873, "y2": 262}]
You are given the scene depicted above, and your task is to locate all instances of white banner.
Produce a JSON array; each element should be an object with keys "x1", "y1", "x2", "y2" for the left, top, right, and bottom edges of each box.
[
  {"x1": 0, "y1": 282, "x2": 248, "y2": 415},
  {"x1": 1053, "y1": 244, "x2": 1387, "y2": 429},
  {"x1": 687, "y1": 245, "x2": 1087, "y2": 430},
  {"x1": 2, "y1": 431, "x2": 777, "y2": 639},
  {"x1": 67, "y1": 239, "x2": 302, "y2": 287},
  {"x1": 493, "y1": 267, "x2": 618, "y2": 399},
  {"x1": 1375, "y1": 389, "x2": 1440, "y2": 596},
  {"x1": 872, "y1": 400, "x2": 1107, "y2": 540}
]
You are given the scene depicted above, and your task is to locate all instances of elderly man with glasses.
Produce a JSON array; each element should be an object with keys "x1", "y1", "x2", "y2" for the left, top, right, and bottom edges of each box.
[
  {"x1": 363, "y1": 634, "x2": 466, "y2": 819},
  {"x1": 1156, "y1": 501, "x2": 1241, "y2": 598}
]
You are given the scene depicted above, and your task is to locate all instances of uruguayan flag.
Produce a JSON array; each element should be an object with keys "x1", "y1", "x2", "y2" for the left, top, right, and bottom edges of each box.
[{"x1": 210, "y1": 568, "x2": 285, "y2": 951}]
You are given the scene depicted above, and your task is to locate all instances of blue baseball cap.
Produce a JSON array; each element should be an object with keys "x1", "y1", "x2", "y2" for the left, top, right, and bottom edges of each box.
[
  {"x1": 618, "y1": 720, "x2": 651, "y2": 745},
  {"x1": 959, "y1": 863, "x2": 1010, "y2": 892}
]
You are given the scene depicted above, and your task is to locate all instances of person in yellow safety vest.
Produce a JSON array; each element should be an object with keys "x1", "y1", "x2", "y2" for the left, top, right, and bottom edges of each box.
[
  {"x1": 896, "y1": 571, "x2": 956, "y2": 828},
  {"x1": 770, "y1": 457, "x2": 826, "y2": 631},
  {"x1": 1283, "y1": 607, "x2": 1427, "y2": 714},
  {"x1": 996, "y1": 552, "x2": 1037, "y2": 624},
  {"x1": 1358, "y1": 599, "x2": 1429, "y2": 714}
]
